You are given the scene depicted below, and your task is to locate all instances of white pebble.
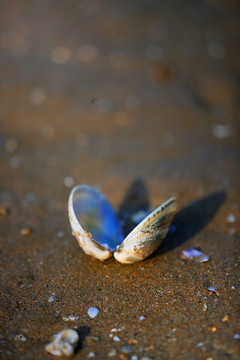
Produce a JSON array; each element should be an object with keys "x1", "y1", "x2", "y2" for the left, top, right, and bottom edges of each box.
[
  {"x1": 139, "y1": 315, "x2": 145, "y2": 321},
  {"x1": 233, "y1": 334, "x2": 240, "y2": 340},
  {"x1": 87, "y1": 352, "x2": 95, "y2": 358},
  {"x1": 88, "y1": 307, "x2": 99, "y2": 318},
  {"x1": 45, "y1": 329, "x2": 79, "y2": 357},
  {"x1": 110, "y1": 328, "x2": 117, "y2": 332},
  {"x1": 227, "y1": 214, "x2": 235, "y2": 223},
  {"x1": 113, "y1": 336, "x2": 120, "y2": 342},
  {"x1": 131, "y1": 356, "x2": 138, "y2": 360},
  {"x1": 15, "y1": 334, "x2": 27, "y2": 342}
]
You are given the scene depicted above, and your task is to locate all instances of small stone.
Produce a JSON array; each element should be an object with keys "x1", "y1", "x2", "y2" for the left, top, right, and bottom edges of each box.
[
  {"x1": 139, "y1": 316, "x2": 145, "y2": 321},
  {"x1": 233, "y1": 334, "x2": 240, "y2": 340},
  {"x1": 111, "y1": 328, "x2": 117, "y2": 332},
  {"x1": 121, "y1": 346, "x2": 131, "y2": 354},
  {"x1": 131, "y1": 356, "x2": 138, "y2": 360},
  {"x1": 222, "y1": 315, "x2": 229, "y2": 322},
  {"x1": 0, "y1": 205, "x2": 8, "y2": 216},
  {"x1": 141, "y1": 357, "x2": 153, "y2": 360},
  {"x1": 108, "y1": 349, "x2": 117, "y2": 357},
  {"x1": 87, "y1": 352, "x2": 95, "y2": 358},
  {"x1": 88, "y1": 307, "x2": 99, "y2": 318},
  {"x1": 20, "y1": 227, "x2": 33, "y2": 236},
  {"x1": 209, "y1": 327, "x2": 217, "y2": 332},
  {"x1": 15, "y1": 334, "x2": 27, "y2": 342},
  {"x1": 45, "y1": 329, "x2": 79, "y2": 357},
  {"x1": 113, "y1": 336, "x2": 120, "y2": 342}
]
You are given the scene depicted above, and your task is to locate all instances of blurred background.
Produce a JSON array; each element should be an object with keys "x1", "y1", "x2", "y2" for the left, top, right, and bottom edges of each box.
[{"x1": 0, "y1": 1, "x2": 239, "y2": 359}]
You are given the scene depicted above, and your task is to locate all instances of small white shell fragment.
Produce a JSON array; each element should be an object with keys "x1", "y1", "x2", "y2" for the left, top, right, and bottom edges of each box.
[
  {"x1": 15, "y1": 334, "x2": 27, "y2": 342},
  {"x1": 208, "y1": 287, "x2": 219, "y2": 296},
  {"x1": 113, "y1": 336, "x2": 120, "y2": 342},
  {"x1": 110, "y1": 328, "x2": 117, "y2": 332},
  {"x1": 45, "y1": 329, "x2": 79, "y2": 357},
  {"x1": 108, "y1": 349, "x2": 117, "y2": 357},
  {"x1": 88, "y1": 307, "x2": 99, "y2": 318},
  {"x1": 48, "y1": 295, "x2": 56, "y2": 303},
  {"x1": 63, "y1": 315, "x2": 78, "y2": 321},
  {"x1": 181, "y1": 248, "x2": 210, "y2": 263}
]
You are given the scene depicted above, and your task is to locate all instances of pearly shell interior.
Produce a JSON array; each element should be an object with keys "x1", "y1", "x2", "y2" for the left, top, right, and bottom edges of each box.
[{"x1": 68, "y1": 185, "x2": 176, "y2": 263}]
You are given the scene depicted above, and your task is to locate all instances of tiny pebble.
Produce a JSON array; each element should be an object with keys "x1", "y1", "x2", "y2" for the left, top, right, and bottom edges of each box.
[
  {"x1": 20, "y1": 227, "x2": 33, "y2": 236},
  {"x1": 131, "y1": 356, "x2": 138, "y2": 360},
  {"x1": 15, "y1": 334, "x2": 27, "y2": 342},
  {"x1": 197, "y1": 342, "x2": 203, "y2": 347},
  {"x1": 141, "y1": 357, "x2": 153, "y2": 360},
  {"x1": 113, "y1": 336, "x2": 120, "y2": 342},
  {"x1": 108, "y1": 349, "x2": 117, "y2": 357},
  {"x1": 121, "y1": 346, "x2": 131, "y2": 354},
  {"x1": 139, "y1": 316, "x2": 145, "y2": 321},
  {"x1": 87, "y1": 352, "x2": 95, "y2": 358},
  {"x1": 88, "y1": 307, "x2": 99, "y2": 318},
  {"x1": 233, "y1": 334, "x2": 240, "y2": 339},
  {"x1": 222, "y1": 315, "x2": 229, "y2": 322},
  {"x1": 0, "y1": 206, "x2": 8, "y2": 216},
  {"x1": 111, "y1": 328, "x2": 117, "y2": 332},
  {"x1": 232, "y1": 286, "x2": 235, "y2": 289},
  {"x1": 227, "y1": 214, "x2": 235, "y2": 223}
]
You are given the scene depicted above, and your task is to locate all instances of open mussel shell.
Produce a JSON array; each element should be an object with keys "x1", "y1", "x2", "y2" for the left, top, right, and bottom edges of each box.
[
  {"x1": 68, "y1": 185, "x2": 176, "y2": 264},
  {"x1": 68, "y1": 185, "x2": 124, "y2": 261}
]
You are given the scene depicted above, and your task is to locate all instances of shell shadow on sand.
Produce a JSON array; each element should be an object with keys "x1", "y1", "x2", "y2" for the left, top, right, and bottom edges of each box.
[{"x1": 118, "y1": 179, "x2": 226, "y2": 257}]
